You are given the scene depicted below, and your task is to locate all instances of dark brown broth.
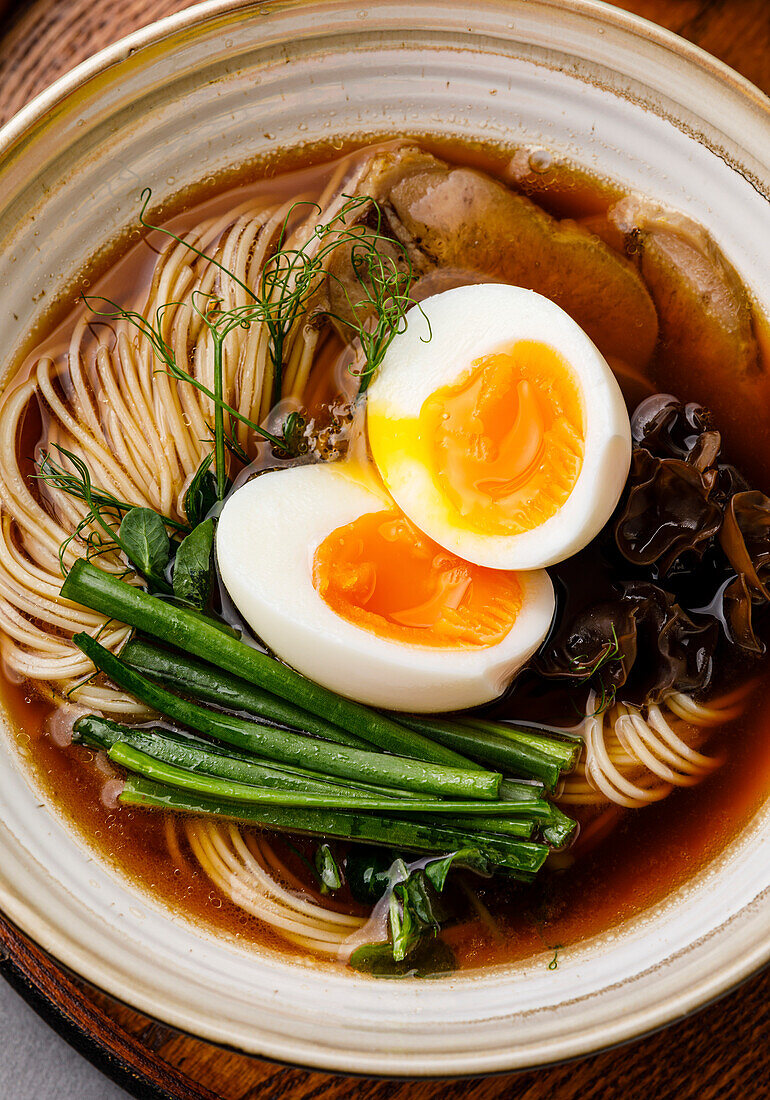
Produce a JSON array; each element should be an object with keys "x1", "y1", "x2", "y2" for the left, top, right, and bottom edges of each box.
[{"x1": 3, "y1": 138, "x2": 770, "y2": 972}]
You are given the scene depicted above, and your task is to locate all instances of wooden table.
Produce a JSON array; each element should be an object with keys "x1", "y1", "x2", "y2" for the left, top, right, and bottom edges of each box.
[{"x1": 0, "y1": 2, "x2": 768, "y2": 1097}]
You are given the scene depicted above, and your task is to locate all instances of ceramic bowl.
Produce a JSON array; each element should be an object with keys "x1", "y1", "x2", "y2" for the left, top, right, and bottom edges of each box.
[{"x1": 0, "y1": 0, "x2": 768, "y2": 1075}]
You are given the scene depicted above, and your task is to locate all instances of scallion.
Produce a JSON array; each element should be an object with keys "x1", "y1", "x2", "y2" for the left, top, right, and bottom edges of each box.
[
  {"x1": 61, "y1": 561, "x2": 469, "y2": 767},
  {"x1": 72, "y1": 632, "x2": 500, "y2": 801}
]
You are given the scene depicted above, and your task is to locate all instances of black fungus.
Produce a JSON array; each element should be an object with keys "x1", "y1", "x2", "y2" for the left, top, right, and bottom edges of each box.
[
  {"x1": 630, "y1": 393, "x2": 714, "y2": 461},
  {"x1": 532, "y1": 393, "x2": 770, "y2": 706},
  {"x1": 614, "y1": 448, "x2": 722, "y2": 575},
  {"x1": 619, "y1": 581, "x2": 718, "y2": 703}
]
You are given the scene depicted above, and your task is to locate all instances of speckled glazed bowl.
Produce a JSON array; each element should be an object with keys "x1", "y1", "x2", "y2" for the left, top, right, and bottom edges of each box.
[{"x1": 0, "y1": 0, "x2": 768, "y2": 1075}]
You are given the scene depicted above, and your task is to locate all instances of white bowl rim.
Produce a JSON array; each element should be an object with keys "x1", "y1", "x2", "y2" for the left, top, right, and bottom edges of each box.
[
  {"x1": 0, "y1": 0, "x2": 768, "y2": 1077},
  {"x1": 1, "y1": 0, "x2": 769, "y2": 162}
]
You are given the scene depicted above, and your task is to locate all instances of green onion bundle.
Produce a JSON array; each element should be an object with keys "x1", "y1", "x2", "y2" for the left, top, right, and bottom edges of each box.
[{"x1": 62, "y1": 562, "x2": 579, "y2": 876}]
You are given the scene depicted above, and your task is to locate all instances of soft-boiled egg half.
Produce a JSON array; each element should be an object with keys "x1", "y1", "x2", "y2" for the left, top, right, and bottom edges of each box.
[
  {"x1": 367, "y1": 283, "x2": 632, "y2": 570},
  {"x1": 216, "y1": 463, "x2": 554, "y2": 712}
]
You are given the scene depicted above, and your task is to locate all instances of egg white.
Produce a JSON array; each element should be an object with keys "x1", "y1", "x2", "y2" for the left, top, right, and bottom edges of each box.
[
  {"x1": 216, "y1": 463, "x2": 555, "y2": 713},
  {"x1": 366, "y1": 283, "x2": 632, "y2": 570}
]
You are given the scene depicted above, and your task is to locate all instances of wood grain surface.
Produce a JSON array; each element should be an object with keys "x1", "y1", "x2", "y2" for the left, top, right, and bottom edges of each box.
[{"x1": 0, "y1": 2, "x2": 768, "y2": 1098}]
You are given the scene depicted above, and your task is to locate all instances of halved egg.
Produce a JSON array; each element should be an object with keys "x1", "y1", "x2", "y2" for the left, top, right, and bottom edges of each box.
[
  {"x1": 216, "y1": 463, "x2": 554, "y2": 712},
  {"x1": 367, "y1": 283, "x2": 632, "y2": 569}
]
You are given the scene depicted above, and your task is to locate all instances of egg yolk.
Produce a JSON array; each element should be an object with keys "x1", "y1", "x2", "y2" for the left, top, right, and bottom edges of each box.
[
  {"x1": 421, "y1": 341, "x2": 584, "y2": 535},
  {"x1": 313, "y1": 510, "x2": 522, "y2": 647}
]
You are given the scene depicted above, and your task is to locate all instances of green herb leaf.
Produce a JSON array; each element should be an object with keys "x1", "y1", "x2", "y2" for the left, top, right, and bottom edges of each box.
[
  {"x1": 424, "y1": 848, "x2": 488, "y2": 892},
  {"x1": 386, "y1": 860, "x2": 417, "y2": 962},
  {"x1": 119, "y1": 508, "x2": 171, "y2": 584},
  {"x1": 349, "y1": 937, "x2": 455, "y2": 979},
  {"x1": 274, "y1": 412, "x2": 308, "y2": 459},
  {"x1": 184, "y1": 454, "x2": 219, "y2": 528},
  {"x1": 314, "y1": 842, "x2": 343, "y2": 894},
  {"x1": 348, "y1": 847, "x2": 487, "y2": 963},
  {"x1": 172, "y1": 519, "x2": 214, "y2": 609},
  {"x1": 548, "y1": 944, "x2": 563, "y2": 970},
  {"x1": 390, "y1": 874, "x2": 446, "y2": 962},
  {"x1": 37, "y1": 446, "x2": 187, "y2": 577},
  {"x1": 136, "y1": 189, "x2": 424, "y2": 412},
  {"x1": 388, "y1": 849, "x2": 485, "y2": 962},
  {"x1": 345, "y1": 846, "x2": 395, "y2": 904}
]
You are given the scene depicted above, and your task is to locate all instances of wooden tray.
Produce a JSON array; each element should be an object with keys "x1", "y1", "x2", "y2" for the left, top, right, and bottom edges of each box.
[{"x1": 1, "y1": 2, "x2": 769, "y2": 1097}]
